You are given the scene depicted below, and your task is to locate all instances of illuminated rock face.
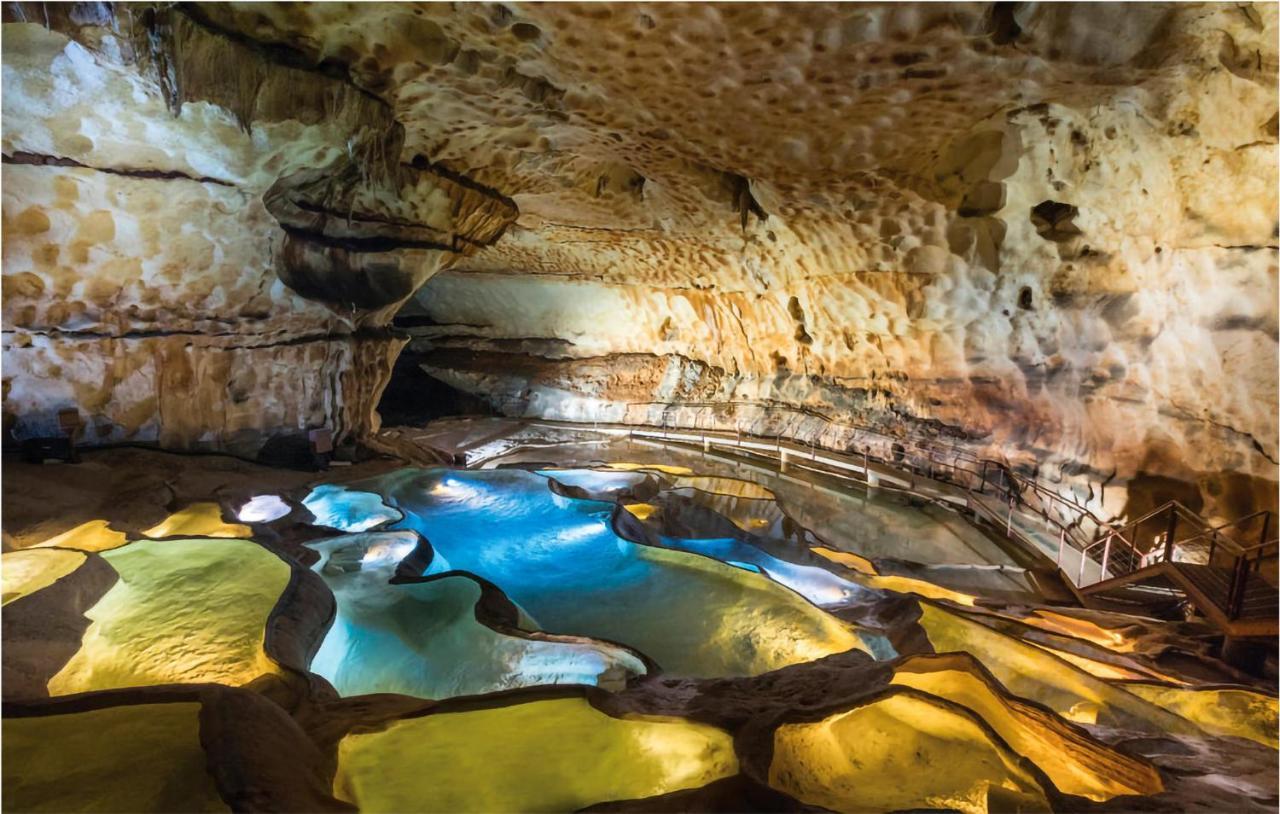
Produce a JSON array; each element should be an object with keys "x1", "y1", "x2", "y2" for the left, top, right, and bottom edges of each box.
[
  {"x1": 1, "y1": 7, "x2": 516, "y2": 454},
  {"x1": 3, "y1": 3, "x2": 1275, "y2": 513},
  {"x1": 168, "y1": 2, "x2": 1275, "y2": 517}
]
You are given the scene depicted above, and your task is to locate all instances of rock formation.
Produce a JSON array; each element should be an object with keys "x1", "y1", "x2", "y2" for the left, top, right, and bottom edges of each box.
[
  {"x1": 1, "y1": 3, "x2": 516, "y2": 456},
  {"x1": 3, "y1": 3, "x2": 1277, "y2": 519},
  {"x1": 3, "y1": 451, "x2": 1276, "y2": 812}
]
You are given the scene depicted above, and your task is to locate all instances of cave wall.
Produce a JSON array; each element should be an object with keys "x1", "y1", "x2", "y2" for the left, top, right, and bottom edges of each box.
[
  {"x1": 1, "y1": 6, "x2": 515, "y2": 455},
  {"x1": 2, "y1": 2, "x2": 1276, "y2": 520},
  {"x1": 359, "y1": 1, "x2": 1272, "y2": 522}
]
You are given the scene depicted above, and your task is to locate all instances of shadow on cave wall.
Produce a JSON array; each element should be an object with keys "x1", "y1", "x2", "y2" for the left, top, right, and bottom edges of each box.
[{"x1": 376, "y1": 346, "x2": 496, "y2": 428}]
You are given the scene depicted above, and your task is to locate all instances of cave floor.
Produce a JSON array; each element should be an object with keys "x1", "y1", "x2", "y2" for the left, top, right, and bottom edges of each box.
[{"x1": 2, "y1": 423, "x2": 1278, "y2": 813}]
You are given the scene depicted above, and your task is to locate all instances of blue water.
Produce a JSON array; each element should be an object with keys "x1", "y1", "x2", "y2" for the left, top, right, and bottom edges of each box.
[
  {"x1": 303, "y1": 484, "x2": 402, "y2": 532},
  {"x1": 306, "y1": 531, "x2": 647, "y2": 699},
  {"x1": 535, "y1": 468, "x2": 650, "y2": 498},
  {"x1": 655, "y1": 534, "x2": 867, "y2": 607},
  {"x1": 339, "y1": 467, "x2": 878, "y2": 677}
]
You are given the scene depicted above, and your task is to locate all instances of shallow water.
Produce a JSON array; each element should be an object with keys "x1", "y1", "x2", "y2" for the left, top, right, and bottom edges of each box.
[
  {"x1": 307, "y1": 530, "x2": 648, "y2": 699},
  {"x1": 332, "y1": 467, "x2": 878, "y2": 678}
]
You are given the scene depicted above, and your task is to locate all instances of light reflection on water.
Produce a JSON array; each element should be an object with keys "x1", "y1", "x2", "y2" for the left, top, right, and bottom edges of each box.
[{"x1": 326, "y1": 467, "x2": 884, "y2": 679}]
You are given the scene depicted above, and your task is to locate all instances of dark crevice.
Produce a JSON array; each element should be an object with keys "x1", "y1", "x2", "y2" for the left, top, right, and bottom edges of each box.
[
  {"x1": 3, "y1": 327, "x2": 402, "y2": 348},
  {"x1": 289, "y1": 198, "x2": 450, "y2": 236},
  {"x1": 2, "y1": 151, "x2": 237, "y2": 187},
  {"x1": 408, "y1": 154, "x2": 519, "y2": 213},
  {"x1": 988, "y1": 2, "x2": 1023, "y2": 45},
  {"x1": 377, "y1": 348, "x2": 497, "y2": 426},
  {"x1": 280, "y1": 224, "x2": 459, "y2": 255},
  {"x1": 1029, "y1": 200, "x2": 1081, "y2": 242}
]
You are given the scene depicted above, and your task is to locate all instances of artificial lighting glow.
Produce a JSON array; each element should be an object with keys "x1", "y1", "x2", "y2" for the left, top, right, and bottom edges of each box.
[
  {"x1": 359, "y1": 538, "x2": 419, "y2": 568},
  {"x1": 1020, "y1": 610, "x2": 1135, "y2": 652},
  {"x1": 302, "y1": 484, "x2": 401, "y2": 532},
  {"x1": 860, "y1": 573, "x2": 978, "y2": 607},
  {"x1": 1122, "y1": 683, "x2": 1279, "y2": 748},
  {"x1": 3, "y1": 703, "x2": 228, "y2": 813},
  {"x1": 604, "y1": 462, "x2": 695, "y2": 475},
  {"x1": 236, "y1": 495, "x2": 291, "y2": 523},
  {"x1": 623, "y1": 502, "x2": 659, "y2": 520},
  {"x1": 46, "y1": 538, "x2": 288, "y2": 695},
  {"x1": 350, "y1": 467, "x2": 875, "y2": 677},
  {"x1": 891, "y1": 657, "x2": 1163, "y2": 801},
  {"x1": 769, "y1": 692, "x2": 1050, "y2": 814},
  {"x1": 811, "y1": 546, "x2": 877, "y2": 575},
  {"x1": 333, "y1": 698, "x2": 738, "y2": 812},
  {"x1": 2, "y1": 549, "x2": 88, "y2": 606},
  {"x1": 916, "y1": 604, "x2": 1200, "y2": 735},
  {"x1": 675, "y1": 475, "x2": 775, "y2": 500}
]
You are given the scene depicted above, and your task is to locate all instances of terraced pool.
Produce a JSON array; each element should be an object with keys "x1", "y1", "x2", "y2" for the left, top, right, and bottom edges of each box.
[{"x1": 306, "y1": 468, "x2": 884, "y2": 686}]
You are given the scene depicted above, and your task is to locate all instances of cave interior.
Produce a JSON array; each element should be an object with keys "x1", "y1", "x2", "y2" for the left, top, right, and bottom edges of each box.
[{"x1": 1, "y1": 3, "x2": 1278, "y2": 813}]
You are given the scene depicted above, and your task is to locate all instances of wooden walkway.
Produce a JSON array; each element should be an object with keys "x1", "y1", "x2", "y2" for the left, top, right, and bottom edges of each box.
[
  {"x1": 1080, "y1": 562, "x2": 1277, "y2": 637},
  {"x1": 502, "y1": 418, "x2": 1276, "y2": 638}
]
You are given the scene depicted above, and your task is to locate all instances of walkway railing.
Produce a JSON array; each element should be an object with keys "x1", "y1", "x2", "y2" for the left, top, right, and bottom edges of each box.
[
  {"x1": 489, "y1": 395, "x2": 1276, "y2": 608},
  {"x1": 1074, "y1": 501, "x2": 1277, "y2": 620}
]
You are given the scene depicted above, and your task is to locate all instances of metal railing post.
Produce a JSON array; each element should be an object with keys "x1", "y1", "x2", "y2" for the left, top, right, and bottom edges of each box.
[
  {"x1": 1057, "y1": 528, "x2": 1065, "y2": 567},
  {"x1": 1101, "y1": 535, "x2": 1112, "y2": 579},
  {"x1": 1163, "y1": 507, "x2": 1178, "y2": 562},
  {"x1": 1229, "y1": 554, "x2": 1248, "y2": 618},
  {"x1": 1078, "y1": 544, "x2": 1087, "y2": 586}
]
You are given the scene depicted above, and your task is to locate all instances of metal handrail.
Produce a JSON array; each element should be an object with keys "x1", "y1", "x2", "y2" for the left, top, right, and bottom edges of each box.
[{"x1": 489, "y1": 393, "x2": 1274, "y2": 608}]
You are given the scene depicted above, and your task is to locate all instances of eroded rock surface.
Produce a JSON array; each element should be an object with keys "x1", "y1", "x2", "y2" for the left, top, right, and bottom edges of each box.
[
  {"x1": 3, "y1": 2, "x2": 1276, "y2": 519},
  {"x1": 1, "y1": 446, "x2": 1275, "y2": 813},
  {"x1": 2, "y1": 5, "x2": 515, "y2": 454}
]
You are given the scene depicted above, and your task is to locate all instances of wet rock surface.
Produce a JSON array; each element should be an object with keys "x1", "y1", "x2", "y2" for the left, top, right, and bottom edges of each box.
[
  {"x1": 1, "y1": 444, "x2": 1275, "y2": 813},
  {"x1": 1, "y1": 1, "x2": 1277, "y2": 810}
]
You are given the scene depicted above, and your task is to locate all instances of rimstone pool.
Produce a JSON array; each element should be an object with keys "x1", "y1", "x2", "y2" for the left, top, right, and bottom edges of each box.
[
  {"x1": 2, "y1": 451, "x2": 1276, "y2": 814},
  {"x1": 305, "y1": 467, "x2": 885, "y2": 687}
]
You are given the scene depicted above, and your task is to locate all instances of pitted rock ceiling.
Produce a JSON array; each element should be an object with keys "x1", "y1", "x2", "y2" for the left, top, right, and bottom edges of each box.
[{"x1": 2, "y1": 2, "x2": 1277, "y2": 518}]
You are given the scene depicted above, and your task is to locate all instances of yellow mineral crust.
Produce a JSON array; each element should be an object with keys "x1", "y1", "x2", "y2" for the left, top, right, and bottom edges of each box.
[
  {"x1": 633, "y1": 544, "x2": 872, "y2": 673},
  {"x1": 333, "y1": 697, "x2": 738, "y2": 812},
  {"x1": 892, "y1": 654, "x2": 1163, "y2": 800},
  {"x1": 30, "y1": 519, "x2": 130, "y2": 552},
  {"x1": 142, "y1": 503, "x2": 252, "y2": 539},
  {"x1": 810, "y1": 546, "x2": 878, "y2": 575},
  {"x1": 917, "y1": 603, "x2": 1199, "y2": 733},
  {"x1": 769, "y1": 689, "x2": 1050, "y2": 814},
  {"x1": 605, "y1": 462, "x2": 695, "y2": 476},
  {"x1": 47, "y1": 538, "x2": 289, "y2": 695},
  {"x1": 810, "y1": 546, "x2": 978, "y2": 605},
  {"x1": 1019, "y1": 609, "x2": 1137, "y2": 653},
  {"x1": 1, "y1": 548, "x2": 88, "y2": 606},
  {"x1": 2, "y1": 702, "x2": 228, "y2": 812},
  {"x1": 674, "y1": 475, "x2": 775, "y2": 500},
  {"x1": 1122, "y1": 683, "x2": 1279, "y2": 749},
  {"x1": 623, "y1": 502, "x2": 659, "y2": 521}
]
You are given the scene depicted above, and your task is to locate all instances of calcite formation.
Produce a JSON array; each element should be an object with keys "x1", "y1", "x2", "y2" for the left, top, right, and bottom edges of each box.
[
  {"x1": 2, "y1": 448, "x2": 1275, "y2": 812},
  {"x1": 1, "y1": 4, "x2": 516, "y2": 455},
  {"x1": 3, "y1": 2, "x2": 1275, "y2": 520}
]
